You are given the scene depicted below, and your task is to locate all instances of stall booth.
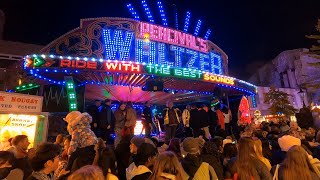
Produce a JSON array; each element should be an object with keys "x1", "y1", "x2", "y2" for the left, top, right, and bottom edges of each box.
[
  {"x1": 0, "y1": 91, "x2": 48, "y2": 150},
  {"x1": 19, "y1": 17, "x2": 257, "y2": 135}
]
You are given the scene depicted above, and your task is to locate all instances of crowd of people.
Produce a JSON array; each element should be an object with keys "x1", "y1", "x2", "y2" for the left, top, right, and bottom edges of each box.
[{"x1": 1, "y1": 99, "x2": 320, "y2": 180}]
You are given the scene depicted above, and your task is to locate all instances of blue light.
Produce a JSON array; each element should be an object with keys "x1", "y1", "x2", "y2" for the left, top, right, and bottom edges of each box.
[
  {"x1": 175, "y1": 11, "x2": 179, "y2": 30},
  {"x1": 135, "y1": 39, "x2": 156, "y2": 64},
  {"x1": 171, "y1": 45, "x2": 185, "y2": 67},
  {"x1": 210, "y1": 52, "x2": 223, "y2": 74},
  {"x1": 126, "y1": 4, "x2": 140, "y2": 19},
  {"x1": 186, "y1": 49, "x2": 198, "y2": 69},
  {"x1": 183, "y1": 11, "x2": 191, "y2": 32},
  {"x1": 199, "y1": 54, "x2": 210, "y2": 71},
  {"x1": 158, "y1": 43, "x2": 174, "y2": 66},
  {"x1": 194, "y1": 19, "x2": 202, "y2": 36},
  {"x1": 157, "y1": 1, "x2": 168, "y2": 26},
  {"x1": 141, "y1": 0, "x2": 154, "y2": 23},
  {"x1": 204, "y1": 29, "x2": 212, "y2": 40},
  {"x1": 103, "y1": 29, "x2": 134, "y2": 60}
]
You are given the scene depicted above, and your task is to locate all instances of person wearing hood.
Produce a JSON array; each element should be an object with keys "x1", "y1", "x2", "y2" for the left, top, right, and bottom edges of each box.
[
  {"x1": 126, "y1": 143, "x2": 157, "y2": 180},
  {"x1": 63, "y1": 111, "x2": 98, "y2": 172},
  {"x1": 181, "y1": 137, "x2": 218, "y2": 180},
  {"x1": 149, "y1": 151, "x2": 189, "y2": 180},
  {"x1": 0, "y1": 151, "x2": 23, "y2": 180}
]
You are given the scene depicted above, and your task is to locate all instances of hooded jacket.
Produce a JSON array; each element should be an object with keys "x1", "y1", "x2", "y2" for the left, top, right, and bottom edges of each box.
[{"x1": 126, "y1": 162, "x2": 151, "y2": 180}]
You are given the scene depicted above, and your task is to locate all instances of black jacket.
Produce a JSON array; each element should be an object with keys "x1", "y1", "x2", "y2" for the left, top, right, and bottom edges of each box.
[
  {"x1": 97, "y1": 104, "x2": 115, "y2": 129},
  {"x1": 190, "y1": 109, "x2": 201, "y2": 129},
  {"x1": 201, "y1": 154, "x2": 224, "y2": 180},
  {"x1": 198, "y1": 109, "x2": 210, "y2": 128},
  {"x1": 142, "y1": 106, "x2": 152, "y2": 124}
]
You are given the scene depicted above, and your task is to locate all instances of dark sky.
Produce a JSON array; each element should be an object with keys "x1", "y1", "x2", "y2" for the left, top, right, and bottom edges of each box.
[{"x1": 1, "y1": 0, "x2": 319, "y2": 80}]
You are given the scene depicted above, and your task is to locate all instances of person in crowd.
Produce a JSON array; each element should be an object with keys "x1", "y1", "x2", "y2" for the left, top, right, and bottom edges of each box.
[
  {"x1": 230, "y1": 137, "x2": 272, "y2": 180},
  {"x1": 54, "y1": 134, "x2": 64, "y2": 148},
  {"x1": 150, "y1": 136, "x2": 159, "y2": 148},
  {"x1": 129, "y1": 136, "x2": 145, "y2": 156},
  {"x1": 125, "y1": 101, "x2": 137, "y2": 137},
  {"x1": 223, "y1": 143, "x2": 237, "y2": 179},
  {"x1": 54, "y1": 135, "x2": 71, "y2": 179},
  {"x1": 67, "y1": 165, "x2": 105, "y2": 180},
  {"x1": 87, "y1": 99, "x2": 101, "y2": 134},
  {"x1": 182, "y1": 105, "x2": 192, "y2": 137},
  {"x1": 149, "y1": 151, "x2": 188, "y2": 180},
  {"x1": 208, "y1": 100, "x2": 219, "y2": 137},
  {"x1": 115, "y1": 133, "x2": 132, "y2": 180},
  {"x1": 97, "y1": 99, "x2": 115, "y2": 142},
  {"x1": 181, "y1": 137, "x2": 218, "y2": 180},
  {"x1": 201, "y1": 141, "x2": 224, "y2": 180},
  {"x1": 0, "y1": 151, "x2": 23, "y2": 180},
  {"x1": 141, "y1": 101, "x2": 152, "y2": 138},
  {"x1": 290, "y1": 121, "x2": 301, "y2": 132},
  {"x1": 126, "y1": 143, "x2": 158, "y2": 180},
  {"x1": 114, "y1": 102, "x2": 127, "y2": 148},
  {"x1": 272, "y1": 135, "x2": 301, "y2": 165},
  {"x1": 199, "y1": 104, "x2": 211, "y2": 140},
  {"x1": 222, "y1": 106, "x2": 232, "y2": 135},
  {"x1": 27, "y1": 143, "x2": 62, "y2": 180},
  {"x1": 92, "y1": 138, "x2": 117, "y2": 177},
  {"x1": 166, "y1": 138, "x2": 183, "y2": 161},
  {"x1": 252, "y1": 138, "x2": 272, "y2": 171},
  {"x1": 163, "y1": 101, "x2": 180, "y2": 145},
  {"x1": 8, "y1": 135, "x2": 34, "y2": 179},
  {"x1": 64, "y1": 111, "x2": 98, "y2": 172},
  {"x1": 189, "y1": 104, "x2": 201, "y2": 138},
  {"x1": 271, "y1": 145, "x2": 318, "y2": 180}
]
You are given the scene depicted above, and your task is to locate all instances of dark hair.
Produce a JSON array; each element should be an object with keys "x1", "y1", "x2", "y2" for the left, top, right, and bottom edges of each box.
[
  {"x1": 12, "y1": 135, "x2": 28, "y2": 146},
  {"x1": 202, "y1": 141, "x2": 220, "y2": 159},
  {"x1": 166, "y1": 138, "x2": 181, "y2": 158},
  {"x1": 0, "y1": 151, "x2": 15, "y2": 166},
  {"x1": 95, "y1": 99, "x2": 101, "y2": 102},
  {"x1": 134, "y1": 143, "x2": 157, "y2": 166},
  {"x1": 223, "y1": 143, "x2": 237, "y2": 158},
  {"x1": 210, "y1": 137, "x2": 223, "y2": 149},
  {"x1": 104, "y1": 99, "x2": 111, "y2": 103},
  {"x1": 31, "y1": 143, "x2": 61, "y2": 171},
  {"x1": 64, "y1": 135, "x2": 72, "y2": 142}
]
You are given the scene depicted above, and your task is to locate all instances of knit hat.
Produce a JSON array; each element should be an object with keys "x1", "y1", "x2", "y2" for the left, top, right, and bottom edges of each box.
[
  {"x1": 182, "y1": 137, "x2": 200, "y2": 154},
  {"x1": 64, "y1": 111, "x2": 82, "y2": 125},
  {"x1": 130, "y1": 136, "x2": 145, "y2": 148},
  {"x1": 278, "y1": 135, "x2": 301, "y2": 152}
]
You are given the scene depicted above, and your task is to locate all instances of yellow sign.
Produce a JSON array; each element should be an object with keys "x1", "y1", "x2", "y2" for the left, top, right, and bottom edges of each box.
[
  {"x1": 203, "y1": 73, "x2": 235, "y2": 85},
  {"x1": 0, "y1": 114, "x2": 38, "y2": 149}
]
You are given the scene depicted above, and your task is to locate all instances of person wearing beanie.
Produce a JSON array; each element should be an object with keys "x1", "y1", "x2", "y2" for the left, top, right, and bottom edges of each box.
[
  {"x1": 271, "y1": 135, "x2": 301, "y2": 166},
  {"x1": 126, "y1": 143, "x2": 158, "y2": 180},
  {"x1": 181, "y1": 137, "x2": 218, "y2": 180},
  {"x1": 64, "y1": 111, "x2": 98, "y2": 172}
]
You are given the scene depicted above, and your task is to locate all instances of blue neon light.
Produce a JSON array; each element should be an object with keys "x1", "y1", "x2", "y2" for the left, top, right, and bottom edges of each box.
[
  {"x1": 175, "y1": 12, "x2": 179, "y2": 29},
  {"x1": 204, "y1": 29, "x2": 212, "y2": 40},
  {"x1": 157, "y1": 1, "x2": 168, "y2": 26},
  {"x1": 186, "y1": 49, "x2": 198, "y2": 69},
  {"x1": 126, "y1": 4, "x2": 140, "y2": 19},
  {"x1": 194, "y1": 20, "x2": 202, "y2": 36},
  {"x1": 141, "y1": 0, "x2": 154, "y2": 23},
  {"x1": 171, "y1": 45, "x2": 185, "y2": 67},
  {"x1": 136, "y1": 39, "x2": 156, "y2": 64},
  {"x1": 210, "y1": 52, "x2": 223, "y2": 74},
  {"x1": 183, "y1": 11, "x2": 191, "y2": 32},
  {"x1": 102, "y1": 29, "x2": 134, "y2": 60},
  {"x1": 199, "y1": 53, "x2": 210, "y2": 71}
]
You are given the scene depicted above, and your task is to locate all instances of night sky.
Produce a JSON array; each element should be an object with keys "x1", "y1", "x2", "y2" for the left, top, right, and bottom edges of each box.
[{"x1": 1, "y1": 0, "x2": 319, "y2": 79}]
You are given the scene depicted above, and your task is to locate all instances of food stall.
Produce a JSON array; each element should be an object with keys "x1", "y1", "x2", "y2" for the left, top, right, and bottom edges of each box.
[{"x1": 0, "y1": 91, "x2": 48, "y2": 149}]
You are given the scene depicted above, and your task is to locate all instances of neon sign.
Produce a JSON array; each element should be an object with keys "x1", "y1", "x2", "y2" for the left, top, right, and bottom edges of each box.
[
  {"x1": 203, "y1": 73, "x2": 234, "y2": 85},
  {"x1": 99, "y1": 27, "x2": 222, "y2": 74},
  {"x1": 105, "y1": 62, "x2": 141, "y2": 73},
  {"x1": 139, "y1": 22, "x2": 208, "y2": 53}
]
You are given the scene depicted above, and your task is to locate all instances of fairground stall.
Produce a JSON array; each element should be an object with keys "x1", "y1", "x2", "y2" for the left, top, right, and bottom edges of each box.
[
  {"x1": 19, "y1": 17, "x2": 257, "y2": 134},
  {"x1": 0, "y1": 91, "x2": 48, "y2": 150}
]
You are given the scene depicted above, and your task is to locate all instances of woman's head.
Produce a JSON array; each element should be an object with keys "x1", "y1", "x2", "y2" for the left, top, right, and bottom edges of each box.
[
  {"x1": 282, "y1": 145, "x2": 314, "y2": 180},
  {"x1": 67, "y1": 165, "x2": 104, "y2": 180},
  {"x1": 252, "y1": 138, "x2": 263, "y2": 158},
  {"x1": 55, "y1": 134, "x2": 64, "y2": 144},
  {"x1": 223, "y1": 143, "x2": 237, "y2": 158},
  {"x1": 166, "y1": 138, "x2": 181, "y2": 157},
  {"x1": 119, "y1": 102, "x2": 126, "y2": 110},
  {"x1": 30, "y1": 143, "x2": 61, "y2": 172},
  {"x1": 134, "y1": 143, "x2": 158, "y2": 166},
  {"x1": 63, "y1": 135, "x2": 71, "y2": 150},
  {"x1": 149, "y1": 151, "x2": 185, "y2": 180}
]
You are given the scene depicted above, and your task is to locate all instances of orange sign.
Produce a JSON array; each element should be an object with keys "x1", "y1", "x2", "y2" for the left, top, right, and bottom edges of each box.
[{"x1": 203, "y1": 73, "x2": 234, "y2": 85}]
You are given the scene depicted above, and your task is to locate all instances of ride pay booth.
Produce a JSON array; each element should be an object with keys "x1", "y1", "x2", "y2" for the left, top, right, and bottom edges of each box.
[{"x1": 0, "y1": 91, "x2": 48, "y2": 149}]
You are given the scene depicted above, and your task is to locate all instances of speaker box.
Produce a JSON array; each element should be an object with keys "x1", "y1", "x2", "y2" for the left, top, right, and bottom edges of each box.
[{"x1": 143, "y1": 80, "x2": 164, "y2": 91}]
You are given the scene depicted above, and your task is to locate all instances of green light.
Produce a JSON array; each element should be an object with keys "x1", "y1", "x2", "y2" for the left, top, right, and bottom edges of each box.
[
  {"x1": 28, "y1": 83, "x2": 33, "y2": 86},
  {"x1": 16, "y1": 87, "x2": 20, "y2": 90},
  {"x1": 33, "y1": 57, "x2": 45, "y2": 67},
  {"x1": 22, "y1": 85, "x2": 26, "y2": 88}
]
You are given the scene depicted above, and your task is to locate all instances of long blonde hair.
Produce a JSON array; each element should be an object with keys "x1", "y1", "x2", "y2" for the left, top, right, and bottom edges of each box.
[
  {"x1": 282, "y1": 146, "x2": 314, "y2": 180},
  {"x1": 252, "y1": 138, "x2": 265, "y2": 160},
  {"x1": 149, "y1": 151, "x2": 185, "y2": 180},
  {"x1": 67, "y1": 165, "x2": 104, "y2": 180}
]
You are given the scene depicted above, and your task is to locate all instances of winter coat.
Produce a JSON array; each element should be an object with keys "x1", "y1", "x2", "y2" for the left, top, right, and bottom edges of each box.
[
  {"x1": 126, "y1": 163, "x2": 152, "y2": 180},
  {"x1": 97, "y1": 104, "x2": 115, "y2": 129},
  {"x1": 141, "y1": 106, "x2": 152, "y2": 124},
  {"x1": 115, "y1": 139, "x2": 131, "y2": 180},
  {"x1": 190, "y1": 109, "x2": 201, "y2": 129},
  {"x1": 198, "y1": 109, "x2": 210, "y2": 128},
  {"x1": 163, "y1": 108, "x2": 180, "y2": 125},
  {"x1": 68, "y1": 113, "x2": 98, "y2": 155},
  {"x1": 114, "y1": 109, "x2": 126, "y2": 129},
  {"x1": 201, "y1": 154, "x2": 224, "y2": 180},
  {"x1": 125, "y1": 107, "x2": 137, "y2": 127},
  {"x1": 181, "y1": 154, "x2": 218, "y2": 180}
]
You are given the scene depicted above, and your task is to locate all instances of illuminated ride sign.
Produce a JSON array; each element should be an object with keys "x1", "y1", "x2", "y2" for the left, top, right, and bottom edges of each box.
[{"x1": 25, "y1": 55, "x2": 237, "y2": 86}]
